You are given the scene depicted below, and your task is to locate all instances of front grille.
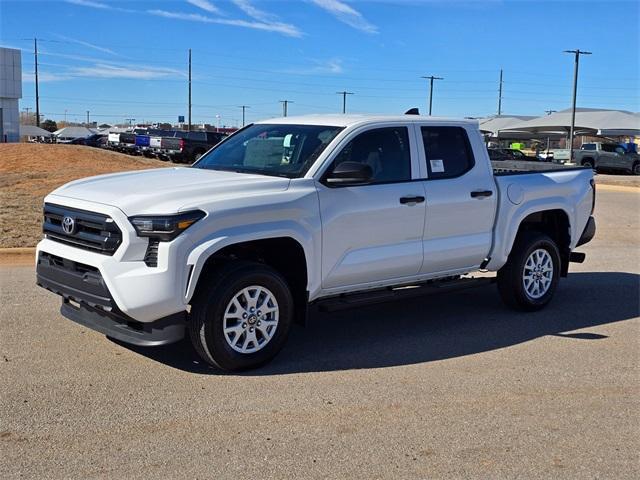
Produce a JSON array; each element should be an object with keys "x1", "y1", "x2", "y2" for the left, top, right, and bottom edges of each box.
[{"x1": 43, "y1": 203, "x2": 123, "y2": 255}]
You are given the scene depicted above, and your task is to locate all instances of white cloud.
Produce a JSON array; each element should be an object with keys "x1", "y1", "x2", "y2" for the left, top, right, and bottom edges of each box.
[
  {"x1": 23, "y1": 72, "x2": 70, "y2": 83},
  {"x1": 186, "y1": 0, "x2": 222, "y2": 15},
  {"x1": 148, "y1": 9, "x2": 303, "y2": 37},
  {"x1": 54, "y1": 34, "x2": 118, "y2": 56},
  {"x1": 70, "y1": 63, "x2": 183, "y2": 80},
  {"x1": 65, "y1": 0, "x2": 111, "y2": 10},
  {"x1": 284, "y1": 58, "x2": 344, "y2": 75},
  {"x1": 311, "y1": 0, "x2": 378, "y2": 33},
  {"x1": 231, "y1": 0, "x2": 276, "y2": 22}
]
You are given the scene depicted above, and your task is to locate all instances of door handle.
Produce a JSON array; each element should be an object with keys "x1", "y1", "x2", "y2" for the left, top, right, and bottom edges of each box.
[
  {"x1": 399, "y1": 196, "x2": 425, "y2": 205},
  {"x1": 470, "y1": 190, "x2": 493, "y2": 198}
]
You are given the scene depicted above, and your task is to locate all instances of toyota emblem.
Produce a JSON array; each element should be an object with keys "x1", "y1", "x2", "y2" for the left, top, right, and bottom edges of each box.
[{"x1": 61, "y1": 216, "x2": 76, "y2": 235}]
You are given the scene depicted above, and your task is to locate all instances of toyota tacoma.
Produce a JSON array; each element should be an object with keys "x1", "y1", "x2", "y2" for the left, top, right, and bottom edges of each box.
[{"x1": 36, "y1": 115, "x2": 596, "y2": 371}]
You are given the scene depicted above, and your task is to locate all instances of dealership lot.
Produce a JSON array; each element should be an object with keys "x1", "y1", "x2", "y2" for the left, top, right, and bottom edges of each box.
[{"x1": 1, "y1": 187, "x2": 638, "y2": 479}]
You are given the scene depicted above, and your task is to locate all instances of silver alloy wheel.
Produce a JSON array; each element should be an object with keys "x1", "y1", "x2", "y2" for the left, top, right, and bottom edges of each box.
[
  {"x1": 522, "y1": 248, "x2": 554, "y2": 299},
  {"x1": 222, "y1": 285, "x2": 279, "y2": 354}
]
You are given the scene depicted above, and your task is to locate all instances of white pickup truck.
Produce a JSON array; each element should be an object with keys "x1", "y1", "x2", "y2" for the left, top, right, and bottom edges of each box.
[{"x1": 36, "y1": 115, "x2": 596, "y2": 371}]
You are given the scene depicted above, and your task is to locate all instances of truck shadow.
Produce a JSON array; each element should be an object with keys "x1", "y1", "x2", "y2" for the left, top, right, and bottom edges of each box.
[{"x1": 112, "y1": 271, "x2": 639, "y2": 375}]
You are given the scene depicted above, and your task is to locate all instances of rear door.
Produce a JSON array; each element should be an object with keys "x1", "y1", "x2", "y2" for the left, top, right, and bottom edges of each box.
[
  {"x1": 316, "y1": 125, "x2": 426, "y2": 290},
  {"x1": 416, "y1": 125, "x2": 497, "y2": 274}
]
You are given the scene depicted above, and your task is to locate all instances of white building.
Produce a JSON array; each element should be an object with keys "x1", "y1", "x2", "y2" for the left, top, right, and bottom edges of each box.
[{"x1": 0, "y1": 47, "x2": 22, "y2": 143}]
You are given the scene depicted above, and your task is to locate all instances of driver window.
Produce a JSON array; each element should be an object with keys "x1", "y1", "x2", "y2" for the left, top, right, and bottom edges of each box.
[{"x1": 329, "y1": 127, "x2": 412, "y2": 183}]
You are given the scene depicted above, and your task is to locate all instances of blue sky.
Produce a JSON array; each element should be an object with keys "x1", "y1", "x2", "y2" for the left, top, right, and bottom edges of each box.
[{"x1": 1, "y1": 0, "x2": 638, "y2": 126}]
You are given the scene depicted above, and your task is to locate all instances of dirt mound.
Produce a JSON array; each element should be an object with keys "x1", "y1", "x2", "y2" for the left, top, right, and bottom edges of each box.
[{"x1": 0, "y1": 144, "x2": 166, "y2": 248}]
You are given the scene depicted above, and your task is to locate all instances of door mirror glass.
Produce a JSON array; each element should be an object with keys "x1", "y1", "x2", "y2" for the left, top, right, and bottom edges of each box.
[{"x1": 325, "y1": 161, "x2": 373, "y2": 186}]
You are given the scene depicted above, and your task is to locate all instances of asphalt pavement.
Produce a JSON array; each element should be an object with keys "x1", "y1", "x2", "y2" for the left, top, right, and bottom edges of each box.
[{"x1": 1, "y1": 187, "x2": 639, "y2": 479}]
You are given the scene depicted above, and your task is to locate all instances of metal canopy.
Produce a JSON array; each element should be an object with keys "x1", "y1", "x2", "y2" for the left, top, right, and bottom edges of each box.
[{"x1": 500, "y1": 108, "x2": 640, "y2": 137}]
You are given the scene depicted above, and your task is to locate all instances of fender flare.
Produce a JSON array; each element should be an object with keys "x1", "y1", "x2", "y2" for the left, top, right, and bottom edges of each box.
[{"x1": 184, "y1": 222, "x2": 316, "y2": 303}]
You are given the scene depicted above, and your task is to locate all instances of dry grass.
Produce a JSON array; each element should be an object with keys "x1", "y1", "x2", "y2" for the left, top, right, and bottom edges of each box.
[{"x1": 0, "y1": 144, "x2": 166, "y2": 248}]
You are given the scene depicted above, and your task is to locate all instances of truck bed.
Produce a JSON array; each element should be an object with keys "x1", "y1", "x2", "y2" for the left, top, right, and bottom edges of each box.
[{"x1": 492, "y1": 160, "x2": 584, "y2": 176}]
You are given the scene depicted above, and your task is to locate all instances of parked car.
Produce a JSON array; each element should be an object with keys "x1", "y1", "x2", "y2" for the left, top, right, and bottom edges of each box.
[
  {"x1": 36, "y1": 114, "x2": 596, "y2": 371},
  {"x1": 576, "y1": 142, "x2": 640, "y2": 175},
  {"x1": 69, "y1": 134, "x2": 107, "y2": 147},
  {"x1": 107, "y1": 132, "x2": 122, "y2": 149},
  {"x1": 489, "y1": 148, "x2": 540, "y2": 162},
  {"x1": 151, "y1": 131, "x2": 227, "y2": 163}
]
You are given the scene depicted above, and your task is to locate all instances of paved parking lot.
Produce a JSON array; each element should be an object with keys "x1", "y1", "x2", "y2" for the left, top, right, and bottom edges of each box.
[{"x1": 1, "y1": 187, "x2": 639, "y2": 479}]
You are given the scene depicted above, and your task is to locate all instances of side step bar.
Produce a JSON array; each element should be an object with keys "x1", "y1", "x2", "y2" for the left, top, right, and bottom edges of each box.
[{"x1": 314, "y1": 277, "x2": 495, "y2": 312}]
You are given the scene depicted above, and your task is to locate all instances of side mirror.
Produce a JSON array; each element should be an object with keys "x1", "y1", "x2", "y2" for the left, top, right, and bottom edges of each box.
[{"x1": 325, "y1": 161, "x2": 373, "y2": 186}]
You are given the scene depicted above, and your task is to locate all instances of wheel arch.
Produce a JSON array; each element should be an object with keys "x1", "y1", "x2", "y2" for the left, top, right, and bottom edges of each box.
[
  {"x1": 187, "y1": 235, "x2": 310, "y2": 325},
  {"x1": 512, "y1": 209, "x2": 572, "y2": 277}
]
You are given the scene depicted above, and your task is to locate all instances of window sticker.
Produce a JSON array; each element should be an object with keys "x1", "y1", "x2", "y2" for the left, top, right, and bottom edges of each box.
[{"x1": 430, "y1": 159, "x2": 445, "y2": 173}]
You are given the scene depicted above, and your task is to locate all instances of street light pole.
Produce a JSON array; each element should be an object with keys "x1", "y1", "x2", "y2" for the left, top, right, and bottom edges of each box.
[
  {"x1": 421, "y1": 75, "x2": 444, "y2": 116},
  {"x1": 564, "y1": 49, "x2": 592, "y2": 158}
]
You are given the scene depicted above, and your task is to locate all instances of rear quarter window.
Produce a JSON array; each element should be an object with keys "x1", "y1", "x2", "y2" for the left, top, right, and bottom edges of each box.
[{"x1": 421, "y1": 126, "x2": 475, "y2": 179}]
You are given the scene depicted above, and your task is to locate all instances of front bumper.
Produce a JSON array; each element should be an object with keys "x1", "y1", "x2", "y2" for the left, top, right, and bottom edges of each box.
[
  {"x1": 37, "y1": 251, "x2": 185, "y2": 346},
  {"x1": 36, "y1": 195, "x2": 194, "y2": 323}
]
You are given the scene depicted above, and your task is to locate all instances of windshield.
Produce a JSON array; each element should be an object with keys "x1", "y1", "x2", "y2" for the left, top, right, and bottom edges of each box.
[{"x1": 192, "y1": 123, "x2": 344, "y2": 178}]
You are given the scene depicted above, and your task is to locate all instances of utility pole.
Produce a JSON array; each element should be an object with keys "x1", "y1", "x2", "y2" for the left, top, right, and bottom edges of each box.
[
  {"x1": 421, "y1": 75, "x2": 443, "y2": 116},
  {"x1": 279, "y1": 100, "x2": 292, "y2": 117},
  {"x1": 188, "y1": 48, "x2": 192, "y2": 132},
  {"x1": 564, "y1": 49, "x2": 592, "y2": 156},
  {"x1": 497, "y1": 69, "x2": 503, "y2": 116},
  {"x1": 238, "y1": 105, "x2": 249, "y2": 126},
  {"x1": 336, "y1": 91, "x2": 353, "y2": 114},
  {"x1": 34, "y1": 38, "x2": 40, "y2": 127},
  {"x1": 86, "y1": 110, "x2": 90, "y2": 125},
  {"x1": 126, "y1": 118, "x2": 135, "y2": 127},
  {"x1": 23, "y1": 107, "x2": 31, "y2": 123}
]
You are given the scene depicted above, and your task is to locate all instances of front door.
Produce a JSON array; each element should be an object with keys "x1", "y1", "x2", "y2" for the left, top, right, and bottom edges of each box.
[{"x1": 317, "y1": 126, "x2": 426, "y2": 290}]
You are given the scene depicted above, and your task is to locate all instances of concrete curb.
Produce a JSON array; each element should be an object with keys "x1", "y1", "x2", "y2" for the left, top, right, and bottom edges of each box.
[{"x1": 0, "y1": 247, "x2": 36, "y2": 266}]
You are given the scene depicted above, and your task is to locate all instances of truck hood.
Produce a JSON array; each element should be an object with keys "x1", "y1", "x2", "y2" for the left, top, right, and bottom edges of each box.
[{"x1": 50, "y1": 167, "x2": 291, "y2": 215}]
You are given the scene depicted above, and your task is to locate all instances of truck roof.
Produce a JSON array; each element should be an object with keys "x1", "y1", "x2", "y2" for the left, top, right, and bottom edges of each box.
[{"x1": 255, "y1": 114, "x2": 480, "y2": 128}]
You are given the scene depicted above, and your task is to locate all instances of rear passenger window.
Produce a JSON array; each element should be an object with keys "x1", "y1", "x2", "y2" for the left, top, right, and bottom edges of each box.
[
  {"x1": 421, "y1": 127, "x2": 475, "y2": 179},
  {"x1": 329, "y1": 127, "x2": 412, "y2": 184}
]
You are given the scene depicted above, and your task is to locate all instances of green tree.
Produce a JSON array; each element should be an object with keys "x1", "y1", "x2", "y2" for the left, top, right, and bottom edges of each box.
[{"x1": 41, "y1": 119, "x2": 58, "y2": 132}]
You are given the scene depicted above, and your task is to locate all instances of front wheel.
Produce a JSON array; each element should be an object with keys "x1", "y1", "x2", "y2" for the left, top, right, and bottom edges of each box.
[
  {"x1": 497, "y1": 232, "x2": 560, "y2": 311},
  {"x1": 189, "y1": 261, "x2": 294, "y2": 371},
  {"x1": 632, "y1": 162, "x2": 640, "y2": 176}
]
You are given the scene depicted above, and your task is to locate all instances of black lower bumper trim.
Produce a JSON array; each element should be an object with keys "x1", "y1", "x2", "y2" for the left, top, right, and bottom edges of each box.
[
  {"x1": 61, "y1": 301, "x2": 185, "y2": 347},
  {"x1": 36, "y1": 251, "x2": 185, "y2": 346}
]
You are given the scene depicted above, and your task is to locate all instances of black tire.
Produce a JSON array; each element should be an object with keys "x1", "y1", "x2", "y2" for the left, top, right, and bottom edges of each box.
[
  {"x1": 188, "y1": 261, "x2": 294, "y2": 371},
  {"x1": 193, "y1": 151, "x2": 204, "y2": 162},
  {"x1": 632, "y1": 162, "x2": 640, "y2": 176},
  {"x1": 582, "y1": 159, "x2": 594, "y2": 169},
  {"x1": 497, "y1": 232, "x2": 561, "y2": 311}
]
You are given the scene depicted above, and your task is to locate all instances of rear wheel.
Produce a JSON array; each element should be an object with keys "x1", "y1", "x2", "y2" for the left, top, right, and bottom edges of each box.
[
  {"x1": 189, "y1": 261, "x2": 293, "y2": 371},
  {"x1": 497, "y1": 232, "x2": 560, "y2": 311},
  {"x1": 582, "y1": 159, "x2": 595, "y2": 169},
  {"x1": 632, "y1": 162, "x2": 640, "y2": 175}
]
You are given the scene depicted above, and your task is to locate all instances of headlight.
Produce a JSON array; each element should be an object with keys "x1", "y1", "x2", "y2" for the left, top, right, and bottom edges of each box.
[{"x1": 129, "y1": 210, "x2": 206, "y2": 241}]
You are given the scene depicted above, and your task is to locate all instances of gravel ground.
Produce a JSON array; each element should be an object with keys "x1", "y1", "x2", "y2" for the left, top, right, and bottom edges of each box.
[{"x1": 1, "y1": 189, "x2": 639, "y2": 479}]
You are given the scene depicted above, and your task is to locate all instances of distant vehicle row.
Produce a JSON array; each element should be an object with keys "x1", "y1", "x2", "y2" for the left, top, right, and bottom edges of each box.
[{"x1": 107, "y1": 129, "x2": 228, "y2": 163}]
